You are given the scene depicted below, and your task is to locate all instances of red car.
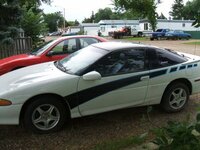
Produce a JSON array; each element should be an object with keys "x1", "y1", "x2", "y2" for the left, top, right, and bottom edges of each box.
[{"x1": 0, "y1": 35, "x2": 107, "y2": 76}]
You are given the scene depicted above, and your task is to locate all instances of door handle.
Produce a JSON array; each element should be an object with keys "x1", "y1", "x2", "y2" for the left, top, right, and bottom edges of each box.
[{"x1": 140, "y1": 76, "x2": 149, "y2": 81}]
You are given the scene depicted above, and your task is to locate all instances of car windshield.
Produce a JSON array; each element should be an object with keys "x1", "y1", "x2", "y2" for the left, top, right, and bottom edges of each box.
[
  {"x1": 29, "y1": 39, "x2": 59, "y2": 55},
  {"x1": 156, "y1": 29, "x2": 162, "y2": 32},
  {"x1": 57, "y1": 45, "x2": 107, "y2": 75}
]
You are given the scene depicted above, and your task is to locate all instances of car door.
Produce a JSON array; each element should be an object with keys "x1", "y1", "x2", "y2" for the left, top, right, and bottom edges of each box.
[
  {"x1": 145, "y1": 48, "x2": 186, "y2": 104},
  {"x1": 77, "y1": 48, "x2": 150, "y2": 116},
  {"x1": 44, "y1": 38, "x2": 79, "y2": 61}
]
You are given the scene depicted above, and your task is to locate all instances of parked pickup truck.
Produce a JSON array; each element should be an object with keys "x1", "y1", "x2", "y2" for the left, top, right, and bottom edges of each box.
[
  {"x1": 109, "y1": 26, "x2": 151, "y2": 39},
  {"x1": 150, "y1": 29, "x2": 170, "y2": 40}
]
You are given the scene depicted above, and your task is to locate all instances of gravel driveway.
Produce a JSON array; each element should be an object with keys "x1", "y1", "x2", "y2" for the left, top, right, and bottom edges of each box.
[{"x1": 1, "y1": 39, "x2": 200, "y2": 150}]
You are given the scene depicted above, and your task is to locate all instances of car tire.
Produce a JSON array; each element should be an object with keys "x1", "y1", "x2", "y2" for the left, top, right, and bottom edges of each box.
[
  {"x1": 137, "y1": 32, "x2": 143, "y2": 37},
  {"x1": 150, "y1": 37, "x2": 154, "y2": 41},
  {"x1": 161, "y1": 82, "x2": 189, "y2": 113},
  {"x1": 24, "y1": 96, "x2": 68, "y2": 134},
  {"x1": 186, "y1": 36, "x2": 190, "y2": 40}
]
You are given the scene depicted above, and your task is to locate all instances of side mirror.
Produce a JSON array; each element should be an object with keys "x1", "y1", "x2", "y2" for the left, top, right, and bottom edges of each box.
[
  {"x1": 46, "y1": 51, "x2": 54, "y2": 56},
  {"x1": 83, "y1": 71, "x2": 101, "y2": 81}
]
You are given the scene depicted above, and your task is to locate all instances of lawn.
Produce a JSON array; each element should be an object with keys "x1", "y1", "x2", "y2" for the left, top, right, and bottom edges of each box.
[
  {"x1": 121, "y1": 37, "x2": 150, "y2": 41},
  {"x1": 183, "y1": 41, "x2": 200, "y2": 45}
]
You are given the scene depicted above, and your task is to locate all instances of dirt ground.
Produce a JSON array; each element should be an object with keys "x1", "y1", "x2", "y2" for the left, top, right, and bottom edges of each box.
[{"x1": 1, "y1": 38, "x2": 200, "y2": 150}]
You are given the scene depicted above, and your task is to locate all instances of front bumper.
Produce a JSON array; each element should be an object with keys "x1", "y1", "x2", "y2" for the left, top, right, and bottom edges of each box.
[{"x1": 0, "y1": 104, "x2": 22, "y2": 125}]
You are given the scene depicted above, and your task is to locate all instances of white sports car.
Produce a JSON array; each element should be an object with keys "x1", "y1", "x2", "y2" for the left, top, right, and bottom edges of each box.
[{"x1": 1, "y1": 42, "x2": 200, "y2": 133}]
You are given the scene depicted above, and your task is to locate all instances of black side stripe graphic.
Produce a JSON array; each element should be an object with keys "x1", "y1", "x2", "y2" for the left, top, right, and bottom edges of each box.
[
  {"x1": 170, "y1": 67, "x2": 177, "y2": 73},
  {"x1": 179, "y1": 66, "x2": 186, "y2": 70},
  {"x1": 195, "y1": 78, "x2": 200, "y2": 82},
  {"x1": 188, "y1": 64, "x2": 193, "y2": 68},
  {"x1": 66, "y1": 69, "x2": 167, "y2": 109}
]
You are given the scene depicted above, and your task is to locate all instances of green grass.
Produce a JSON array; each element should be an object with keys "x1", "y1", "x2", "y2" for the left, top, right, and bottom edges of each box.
[
  {"x1": 183, "y1": 41, "x2": 200, "y2": 45},
  {"x1": 122, "y1": 37, "x2": 149, "y2": 41},
  {"x1": 94, "y1": 134, "x2": 147, "y2": 150}
]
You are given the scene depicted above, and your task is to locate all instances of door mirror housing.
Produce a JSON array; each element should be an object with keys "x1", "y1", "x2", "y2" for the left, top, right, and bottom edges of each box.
[
  {"x1": 46, "y1": 51, "x2": 54, "y2": 56},
  {"x1": 83, "y1": 71, "x2": 101, "y2": 81}
]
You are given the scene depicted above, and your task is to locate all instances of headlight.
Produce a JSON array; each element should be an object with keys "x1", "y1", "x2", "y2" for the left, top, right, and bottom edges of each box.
[{"x1": 0, "y1": 99, "x2": 12, "y2": 106}]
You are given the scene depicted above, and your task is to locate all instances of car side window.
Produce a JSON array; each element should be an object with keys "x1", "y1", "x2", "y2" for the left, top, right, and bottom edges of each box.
[
  {"x1": 147, "y1": 48, "x2": 186, "y2": 69},
  {"x1": 93, "y1": 49, "x2": 146, "y2": 77},
  {"x1": 51, "y1": 39, "x2": 77, "y2": 55},
  {"x1": 80, "y1": 38, "x2": 99, "y2": 48},
  {"x1": 157, "y1": 49, "x2": 184, "y2": 67}
]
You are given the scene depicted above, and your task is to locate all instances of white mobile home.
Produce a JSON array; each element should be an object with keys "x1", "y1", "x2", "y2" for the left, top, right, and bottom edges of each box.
[
  {"x1": 140, "y1": 19, "x2": 197, "y2": 31},
  {"x1": 79, "y1": 19, "x2": 200, "y2": 38}
]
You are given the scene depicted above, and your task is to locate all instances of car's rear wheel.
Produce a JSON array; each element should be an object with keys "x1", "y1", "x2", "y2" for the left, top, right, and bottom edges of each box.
[
  {"x1": 137, "y1": 32, "x2": 143, "y2": 37},
  {"x1": 161, "y1": 82, "x2": 189, "y2": 113},
  {"x1": 150, "y1": 37, "x2": 154, "y2": 41},
  {"x1": 24, "y1": 96, "x2": 68, "y2": 134},
  {"x1": 157, "y1": 37, "x2": 161, "y2": 40}
]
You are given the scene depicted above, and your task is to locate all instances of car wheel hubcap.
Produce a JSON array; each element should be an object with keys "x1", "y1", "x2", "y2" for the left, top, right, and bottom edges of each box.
[
  {"x1": 32, "y1": 104, "x2": 60, "y2": 130},
  {"x1": 169, "y1": 88, "x2": 187, "y2": 109}
]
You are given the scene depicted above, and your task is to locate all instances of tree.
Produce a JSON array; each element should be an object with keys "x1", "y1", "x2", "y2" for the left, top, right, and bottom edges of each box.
[
  {"x1": 94, "y1": 7, "x2": 113, "y2": 22},
  {"x1": 74, "y1": 19, "x2": 80, "y2": 26},
  {"x1": 82, "y1": 7, "x2": 139, "y2": 23},
  {"x1": 20, "y1": 5, "x2": 48, "y2": 44},
  {"x1": 20, "y1": 0, "x2": 50, "y2": 8},
  {"x1": 157, "y1": 13, "x2": 167, "y2": 19},
  {"x1": 82, "y1": 8, "x2": 113, "y2": 23},
  {"x1": 0, "y1": 0, "x2": 22, "y2": 45},
  {"x1": 0, "y1": 0, "x2": 51, "y2": 45},
  {"x1": 113, "y1": 0, "x2": 157, "y2": 31},
  {"x1": 183, "y1": 0, "x2": 200, "y2": 27},
  {"x1": 169, "y1": 0, "x2": 184, "y2": 20},
  {"x1": 43, "y1": 12, "x2": 64, "y2": 32}
]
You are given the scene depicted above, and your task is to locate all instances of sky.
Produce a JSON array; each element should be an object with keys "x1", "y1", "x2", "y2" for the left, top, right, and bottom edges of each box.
[{"x1": 40, "y1": 0, "x2": 190, "y2": 22}]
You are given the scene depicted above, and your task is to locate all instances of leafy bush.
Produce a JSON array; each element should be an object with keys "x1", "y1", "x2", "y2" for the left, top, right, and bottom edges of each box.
[{"x1": 153, "y1": 113, "x2": 200, "y2": 150}]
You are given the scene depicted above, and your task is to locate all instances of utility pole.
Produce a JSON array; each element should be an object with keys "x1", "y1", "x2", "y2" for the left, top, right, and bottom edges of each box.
[{"x1": 63, "y1": 7, "x2": 65, "y2": 32}]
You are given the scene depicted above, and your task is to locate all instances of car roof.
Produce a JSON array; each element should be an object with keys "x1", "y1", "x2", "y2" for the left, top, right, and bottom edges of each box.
[
  {"x1": 58, "y1": 35, "x2": 103, "y2": 40},
  {"x1": 91, "y1": 42, "x2": 156, "y2": 51}
]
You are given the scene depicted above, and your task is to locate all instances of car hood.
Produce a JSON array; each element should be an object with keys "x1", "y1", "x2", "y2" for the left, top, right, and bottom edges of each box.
[
  {"x1": 0, "y1": 62, "x2": 74, "y2": 94},
  {"x1": 0, "y1": 54, "x2": 32, "y2": 65}
]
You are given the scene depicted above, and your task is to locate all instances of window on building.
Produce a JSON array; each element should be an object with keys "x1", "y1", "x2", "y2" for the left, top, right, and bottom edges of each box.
[
  {"x1": 182, "y1": 23, "x2": 185, "y2": 27},
  {"x1": 100, "y1": 26, "x2": 105, "y2": 32},
  {"x1": 144, "y1": 23, "x2": 148, "y2": 30}
]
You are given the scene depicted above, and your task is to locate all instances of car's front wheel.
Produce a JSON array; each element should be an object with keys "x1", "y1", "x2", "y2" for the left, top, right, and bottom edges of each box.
[
  {"x1": 161, "y1": 82, "x2": 189, "y2": 113},
  {"x1": 24, "y1": 96, "x2": 68, "y2": 134}
]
